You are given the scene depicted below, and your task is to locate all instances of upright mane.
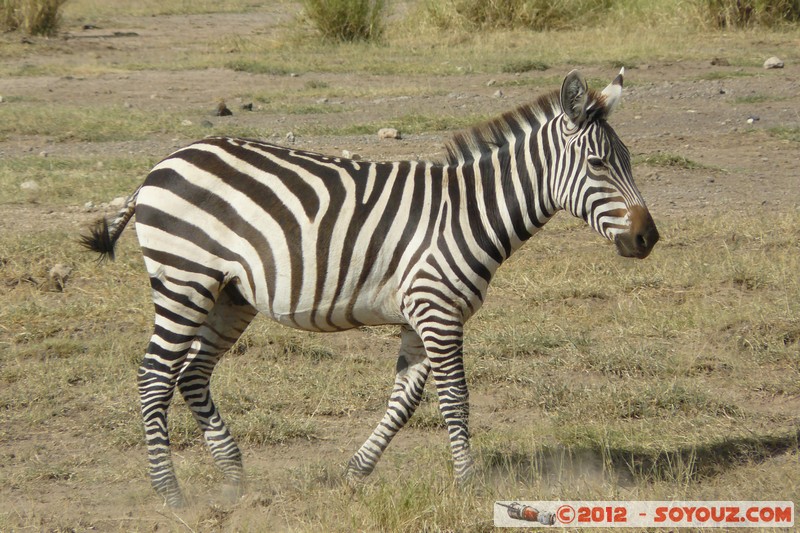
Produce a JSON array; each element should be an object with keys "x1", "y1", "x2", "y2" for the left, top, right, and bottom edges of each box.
[{"x1": 443, "y1": 88, "x2": 606, "y2": 166}]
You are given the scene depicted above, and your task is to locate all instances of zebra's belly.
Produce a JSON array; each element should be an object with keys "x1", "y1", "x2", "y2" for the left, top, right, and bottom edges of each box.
[{"x1": 256, "y1": 288, "x2": 405, "y2": 333}]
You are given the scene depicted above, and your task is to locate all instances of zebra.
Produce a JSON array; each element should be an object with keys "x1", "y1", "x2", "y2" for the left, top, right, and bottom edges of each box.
[{"x1": 82, "y1": 69, "x2": 658, "y2": 507}]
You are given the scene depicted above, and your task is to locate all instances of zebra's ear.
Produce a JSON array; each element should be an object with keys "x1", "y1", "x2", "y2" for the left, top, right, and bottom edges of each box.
[
  {"x1": 601, "y1": 67, "x2": 624, "y2": 116},
  {"x1": 560, "y1": 70, "x2": 589, "y2": 126}
]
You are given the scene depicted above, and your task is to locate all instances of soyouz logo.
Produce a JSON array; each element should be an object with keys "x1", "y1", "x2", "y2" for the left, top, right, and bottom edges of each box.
[{"x1": 493, "y1": 501, "x2": 794, "y2": 528}]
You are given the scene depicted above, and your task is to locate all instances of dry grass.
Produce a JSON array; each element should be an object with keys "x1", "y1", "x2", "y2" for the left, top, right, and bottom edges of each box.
[
  {"x1": 1, "y1": 1, "x2": 796, "y2": 78},
  {"x1": 424, "y1": 0, "x2": 800, "y2": 30},
  {"x1": 0, "y1": 104, "x2": 268, "y2": 143},
  {"x1": 0, "y1": 0, "x2": 67, "y2": 35},
  {"x1": 2, "y1": 204, "x2": 798, "y2": 530},
  {"x1": 63, "y1": 0, "x2": 260, "y2": 19},
  {"x1": 707, "y1": 0, "x2": 800, "y2": 28},
  {"x1": 424, "y1": 0, "x2": 614, "y2": 31},
  {"x1": 301, "y1": 0, "x2": 386, "y2": 42}
]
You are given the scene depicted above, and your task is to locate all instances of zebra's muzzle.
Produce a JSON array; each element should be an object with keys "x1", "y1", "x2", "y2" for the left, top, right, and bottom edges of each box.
[{"x1": 614, "y1": 205, "x2": 659, "y2": 259}]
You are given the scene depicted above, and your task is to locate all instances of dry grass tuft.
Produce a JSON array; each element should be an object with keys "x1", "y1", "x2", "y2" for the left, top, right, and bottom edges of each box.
[
  {"x1": 0, "y1": 0, "x2": 67, "y2": 35},
  {"x1": 301, "y1": 0, "x2": 386, "y2": 42},
  {"x1": 424, "y1": 0, "x2": 614, "y2": 31},
  {"x1": 706, "y1": 0, "x2": 800, "y2": 28}
]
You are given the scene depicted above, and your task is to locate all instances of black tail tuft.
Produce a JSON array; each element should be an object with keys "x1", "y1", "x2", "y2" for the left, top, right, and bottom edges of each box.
[{"x1": 80, "y1": 218, "x2": 116, "y2": 262}]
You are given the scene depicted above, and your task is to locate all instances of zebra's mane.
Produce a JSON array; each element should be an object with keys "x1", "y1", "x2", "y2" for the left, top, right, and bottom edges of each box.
[{"x1": 444, "y1": 88, "x2": 606, "y2": 166}]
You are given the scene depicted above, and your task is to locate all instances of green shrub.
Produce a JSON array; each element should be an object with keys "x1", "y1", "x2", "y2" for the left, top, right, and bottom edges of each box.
[
  {"x1": 302, "y1": 0, "x2": 386, "y2": 42},
  {"x1": 424, "y1": 0, "x2": 613, "y2": 31},
  {"x1": 706, "y1": 0, "x2": 800, "y2": 27},
  {"x1": 0, "y1": 0, "x2": 67, "y2": 36}
]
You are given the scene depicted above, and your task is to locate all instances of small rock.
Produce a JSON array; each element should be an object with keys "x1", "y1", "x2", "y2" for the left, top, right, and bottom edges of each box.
[
  {"x1": 181, "y1": 119, "x2": 193, "y2": 126},
  {"x1": 108, "y1": 196, "x2": 126, "y2": 209},
  {"x1": 48, "y1": 263, "x2": 72, "y2": 292},
  {"x1": 215, "y1": 101, "x2": 233, "y2": 116},
  {"x1": 486, "y1": 79, "x2": 496, "y2": 87},
  {"x1": 290, "y1": 73, "x2": 299, "y2": 78},
  {"x1": 378, "y1": 128, "x2": 400, "y2": 140},
  {"x1": 286, "y1": 132, "x2": 296, "y2": 143},
  {"x1": 764, "y1": 56, "x2": 784, "y2": 69},
  {"x1": 492, "y1": 89, "x2": 504, "y2": 98},
  {"x1": 240, "y1": 103, "x2": 253, "y2": 111},
  {"x1": 342, "y1": 150, "x2": 361, "y2": 161},
  {"x1": 711, "y1": 57, "x2": 730, "y2": 66},
  {"x1": 84, "y1": 201, "x2": 95, "y2": 211},
  {"x1": 201, "y1": 120, "x2": 214, "y2": 128},
  {"x1": 123, "y1": 101, "x2": 133, "y2": 109},
  {"x1": 0, "y1": 95, "x2": 5, "y2": 103},
  {"x1": 39, "y1": 150, "x2": 48, "y2": 157},
  {"x1": 747, "y1": 115, "x2": 760, "y2": 124},
  {"x1": 20, "y1": 180, "x2": 39, "y2": 191},
  {"x1": 316, "y1": 97, "x2": 329, "y2": 104}
]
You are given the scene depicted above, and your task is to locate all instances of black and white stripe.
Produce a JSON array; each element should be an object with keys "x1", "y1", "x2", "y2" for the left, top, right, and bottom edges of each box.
[{"x1": 83, "y1": 69, "x2": 658, "y2": 507}]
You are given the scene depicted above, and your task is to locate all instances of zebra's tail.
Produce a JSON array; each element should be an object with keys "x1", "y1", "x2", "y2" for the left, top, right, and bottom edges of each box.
[{"x1": 80, "y1": 185, "x2": 142, "y2": 262}]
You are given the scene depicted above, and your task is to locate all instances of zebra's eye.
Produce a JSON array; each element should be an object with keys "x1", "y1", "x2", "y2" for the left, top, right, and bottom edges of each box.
[{"x1": 587, "y1": 157, "x2": 605, "y2": 170}]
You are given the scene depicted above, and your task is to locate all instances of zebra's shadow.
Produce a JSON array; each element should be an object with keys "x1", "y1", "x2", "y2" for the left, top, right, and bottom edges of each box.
[{"x1": 478, "y1": 431, "x2": 800, "y2": 486}]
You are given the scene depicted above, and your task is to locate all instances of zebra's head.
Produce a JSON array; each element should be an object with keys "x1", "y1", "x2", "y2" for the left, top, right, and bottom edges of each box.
[{"x1": 555, "y1": 68, "x2": 659, "y2": 259}]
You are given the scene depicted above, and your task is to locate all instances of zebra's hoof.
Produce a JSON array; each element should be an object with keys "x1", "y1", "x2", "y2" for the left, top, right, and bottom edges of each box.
[
  {"x1": 454, "y1": 463, "x2": 476, "y2": 489},
  {"x1": 344, "y1": 467, "x2": 368, "y2": 491},
  {"x1": 220, "y1": 482, "x2": 244, "y2": 504},
  {"x1": 164, "y1": 493, "x2": 187, "y2": 509}
]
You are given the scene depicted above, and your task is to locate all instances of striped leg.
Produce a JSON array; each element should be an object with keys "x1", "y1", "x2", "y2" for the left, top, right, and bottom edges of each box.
[
  {"x1": 346, "y1": 326, "x2": 430, "y2": 481},
  {"x1": 138, "y1": 269, "x2": 218, "y2": 508},
  {"x1": 420, "y1": 322, "x2": 473, "y2": 482},
  {"x1": 177, "y1": 284, "x2": 257, "y2": 502}
]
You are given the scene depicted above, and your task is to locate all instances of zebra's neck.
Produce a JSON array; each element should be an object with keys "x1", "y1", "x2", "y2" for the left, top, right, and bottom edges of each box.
[{"x1": 440, "y1": 120, "x2": 561, "y2": 271}]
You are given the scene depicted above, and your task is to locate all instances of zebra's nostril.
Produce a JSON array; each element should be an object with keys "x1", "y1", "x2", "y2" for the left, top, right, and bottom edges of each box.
[{"x1": 635, "y1": 233, "x2": 647, "y2": 250}]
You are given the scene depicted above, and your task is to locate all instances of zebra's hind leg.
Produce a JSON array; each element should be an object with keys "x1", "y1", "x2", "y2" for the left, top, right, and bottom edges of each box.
[
  {"x1": 346, "y1": 326, "x2": 430, "y2": 482},
  {"x1": 139, "y1": 270, "x2": 219, "y2": 508},
  {"x1": 177, "y1": 283, "x2": 257, "y2": 503}
]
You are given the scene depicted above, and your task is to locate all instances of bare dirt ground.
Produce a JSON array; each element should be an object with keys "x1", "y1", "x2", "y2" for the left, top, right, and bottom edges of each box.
[
  {"x1": 1, "y1": 8, "x2": 799, "y2": 532},
  {"x1": 0, "y1": 12, "x2": 798, "y2": 217}
]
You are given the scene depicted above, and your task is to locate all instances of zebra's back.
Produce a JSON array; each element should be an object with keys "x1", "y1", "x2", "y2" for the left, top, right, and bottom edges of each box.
[{"x1": 135, "y1": 136, "x2": 444, "y2": 332}]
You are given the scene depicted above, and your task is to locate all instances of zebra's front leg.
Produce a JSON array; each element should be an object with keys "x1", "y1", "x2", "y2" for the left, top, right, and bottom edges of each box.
[
  {"x1": 347, "y1": 326, "x2": 430, "y2": 481},
  {"x1": 420, "y1": 323, "x2": 473, "y2": 483}
]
